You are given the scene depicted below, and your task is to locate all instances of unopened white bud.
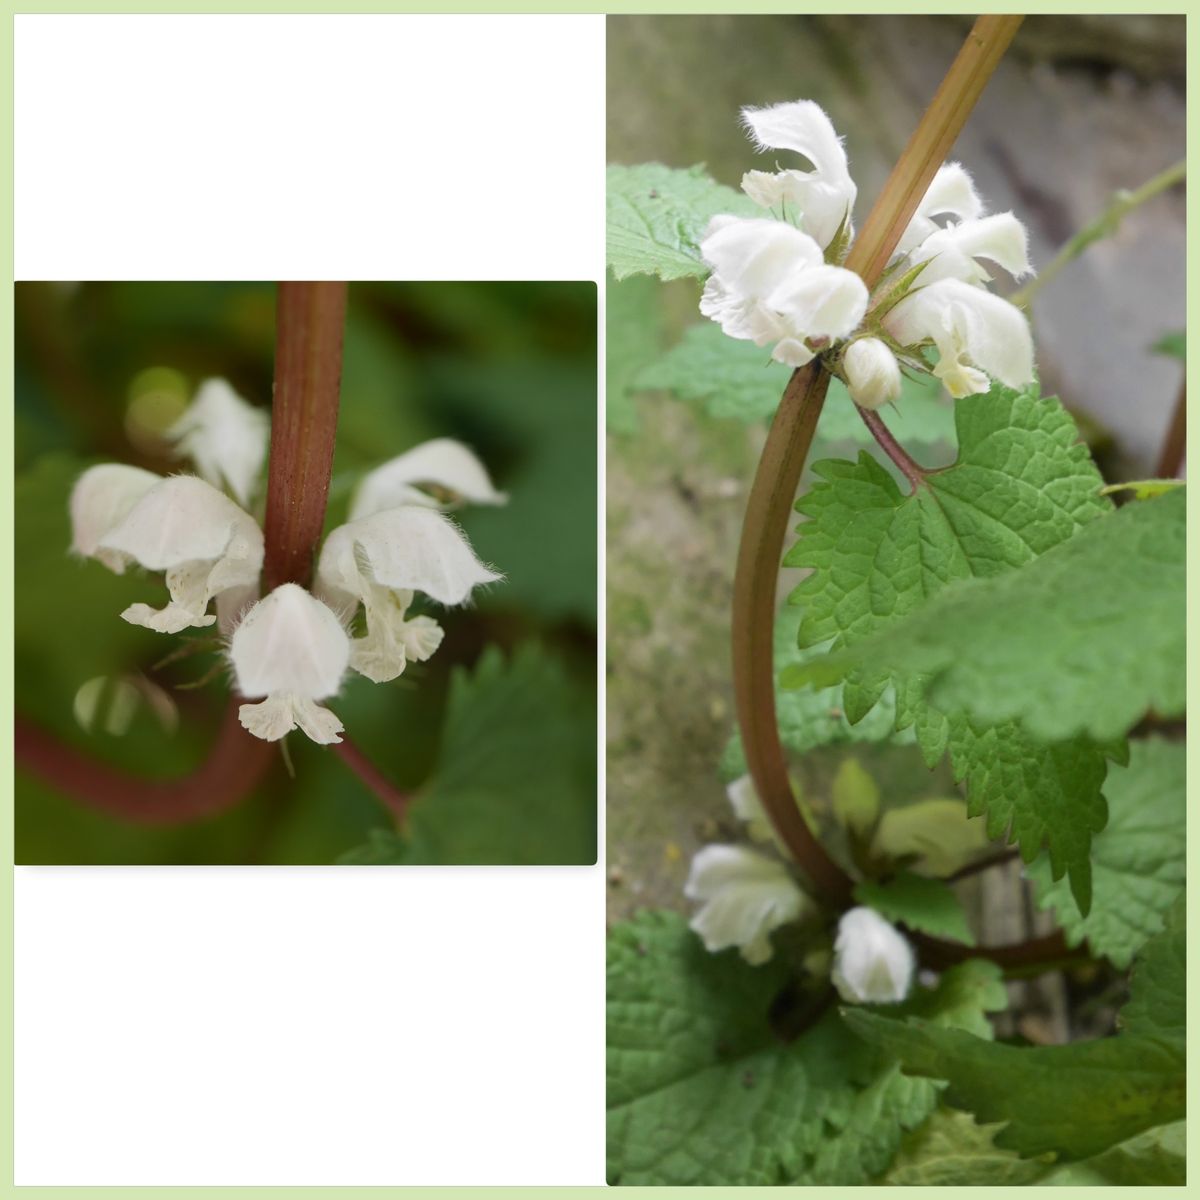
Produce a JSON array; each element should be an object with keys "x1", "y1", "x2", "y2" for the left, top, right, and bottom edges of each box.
[
  {"x1": 832, "y1": 906, "x2": 914, "y2": 1004},
  {"x1": 843, "y1": 338, "x2": 902, "y2": 411}
]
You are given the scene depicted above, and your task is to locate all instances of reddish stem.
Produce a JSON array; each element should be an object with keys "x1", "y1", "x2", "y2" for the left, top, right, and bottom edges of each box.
[
  {"x1": 15, "y1": 705, "x2": 273, "y2": 826},
  {"x1": 262, "y1": 282, "x2": 348, "y2": 591},
  {"x1": 857, "y1": 405, "x2": 927, "y2": 490},
  {"x1": 332, "y1": 736, "x2": 413, "y2": 824}
]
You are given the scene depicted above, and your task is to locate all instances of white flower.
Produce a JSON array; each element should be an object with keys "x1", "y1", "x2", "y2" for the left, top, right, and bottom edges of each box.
[
  {"x1": 316, "y1": 506, "x2": 500, "y2": 683},
  {"x1": 74, "y1": 472, "x2": 264, "y2": 634},
  {"x1": 166, "y1": 378, "x2": 269, "y2": 508},
  {"x1": 700, "y1": 218, "x2": 868, "y2": 368},
  {"x1": 884, "y1": 278, "x2": 1034, "y2": 398},
  {"x1": 843, "y1": 337, "x2": 903, "y2": 411},
  {"x1": 832, "y1": 906, "x2": 915, "y2": 1004},
  {"x1": 684, "y1": 844, "x2": 809, "y2": 965},
  {"x1": 894, "y1": 162, "x2": 983, "y2": 257},
  {"x1": 350, "y1": 438, "x2": 507, "y2": 520},
  {"x1": 908, "y1": 212, "x2": 1033, "y2": 288},
  {"x1": 739, "y1": 100, "x2": 857, "y2": 249},
  {"x1": 69, "y1": 463, "x2": 161, "y2": 572},
  {"x1": 230, "y1": 583, "x2": 350, "y2": 744},
  {"x1": 726, "y1": 774, "x2": 774, "y2": 844}
]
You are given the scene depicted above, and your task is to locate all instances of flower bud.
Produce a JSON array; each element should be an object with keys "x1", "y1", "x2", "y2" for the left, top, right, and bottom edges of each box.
[
  {"x1": 832, "y1": 906, "x2": 914, "y2": 1004},
  {"x1": 843, "y1": 338, "x2": 902, "y2": 411}
]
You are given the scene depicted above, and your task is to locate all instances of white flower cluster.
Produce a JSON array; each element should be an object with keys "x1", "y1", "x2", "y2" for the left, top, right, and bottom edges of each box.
[
  {"x1": 70, "y1": 379, "x2": 504, "y2": 745},
  {"x1": 684, "y1": 775, "x2": 915, "y2": 1003},
  {"x1": 699, "y1": 100, "x2": 1035, "y2": 408}
]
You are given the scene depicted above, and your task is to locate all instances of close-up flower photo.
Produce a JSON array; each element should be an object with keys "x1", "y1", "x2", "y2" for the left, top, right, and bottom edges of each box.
[
  {"x1": 607, "y1": 13, "x2": 1184, "y2": 1187},
  {"x1": 15, "y1": 280, "x2": 598, "y2": 866}
]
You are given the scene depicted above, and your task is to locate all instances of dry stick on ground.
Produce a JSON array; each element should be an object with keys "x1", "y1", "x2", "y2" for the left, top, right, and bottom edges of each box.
[
  {"x1": 731, "y1": 15, "x2": 1071, "y2": 968},
  {"x1": 16, "y1": 282, "x2": 410, "y2": 826}
]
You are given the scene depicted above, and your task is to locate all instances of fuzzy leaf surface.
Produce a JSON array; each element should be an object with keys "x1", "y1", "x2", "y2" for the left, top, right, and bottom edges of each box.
[
  {"x1": 1028, "y1": 739, "x2": 1185, "y2": 968},
  {"x1": 607, "y1": 909, "x2": 1004, "y2": 1186},
  {"x1": 784, "y1": 386, "x2": 1114, "y2": 910},
  {"x1": 845, "y1": 901, "x2": 1185, "y2": 1161},
  {"x1": 784, "y1": 488, "x2": 1185, "y2": 743},
  {"x1": 634, "y1": 320, "x2": 956, "y2": 445},
  {"x1": 606, "y1": 163, "x2": 756, "y2": 281}
]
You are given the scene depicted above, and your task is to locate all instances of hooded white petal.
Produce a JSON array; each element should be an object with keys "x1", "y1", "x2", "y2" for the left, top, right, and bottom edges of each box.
[
  {"x1": 349, "y1": 438, "x2": 507, "y2": 521},
  {"x1": 895, "y1": 162, "x2": 984, "y2": 256},
  {"x1": 166, "y1": 378, "x2": 269, "y2": 509},
  {"x1": 909, "y1": 212, "x2": 1033, "y2": 287},
  {"x1": 700, "y1": 216, "x2": 824, "y2": 300},
  {"x1": 69, "y1": 463, "x2": 161, "y2": 573},
  {"x1": 684, "y1": 844, "x2": 808, "y2": 965},
  {"x1": 699, "y1": 276, "x2": 792, "y2": 351},
  {"x1": 739, "y1": 100, "x2": 857, "y2": 248},
  {"x1": 316, "y1": 507, "x2": 498, "y2": 682},
  {"x1": 832, "y1": 906, "x2": 915, "y2": 1004},
  {"x1": 95, "y1": 475, "x2": 265, "y2": 633},
  {"x1": 884, "y1": 278, "x2": 1035, "y2": 399},
  {"x1": 230, "y1": 583, "x2": 350, "y2": 744},
  {"x1": 768, "y1": 264, "x2": 869, "y2": 341},
  {"x1": 843, "y1": 337, "x2": 903, "y2": 411}
]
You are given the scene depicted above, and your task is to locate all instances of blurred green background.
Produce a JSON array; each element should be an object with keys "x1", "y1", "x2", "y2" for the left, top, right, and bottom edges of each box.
[{"x1": 15, "y1": 281, "x2": 597, "y2": 865}]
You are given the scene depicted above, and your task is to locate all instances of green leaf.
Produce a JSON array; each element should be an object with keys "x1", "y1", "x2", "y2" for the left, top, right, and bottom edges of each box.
[
  {"x1": 604, "y1": 163, "x2": 753, "y2": 282},
  {"x1": 1041, "y1": 1120, "x2": 1186, "y2": 1185},
  {"x1": 607, "y1": 909, "x2": 1005, "y2": 1186},
  {"x1": 1028, "y1": 739, "x2": 1185, "y2": 968},
  {"x1": 720, "y1": 607, "x2": 907, "y2": 781},
  {"x1": 633, "y1": 320, "x2": 956, "y2": 446},
  {"x1": 784, "y1": 385, "x2": 1115, "y2": 911},
  {"x1": 784, "y1": 488, "x2": 1185, "y2": 743},
  {"x1": 854, "y1": 872, "x2": 975, "y2": 946},
  {"x1": 845, "y1": 902, "x2": 1186, "y2": 1161},
  {"x1": 1152, "y1": 330, "x2": 1185, "y2": 361},
  {"x1": 879, "y1": 1108, "x2": 1051, "y2": 1185},
  {"x1": 606, "y1": 163, "x2": 756, "y2": 281},
  {"x1": 606, "y1": 271, "x2": 663, "y2": 435},
  {"x1": 882, "y1": 1108, "x2": 1186, "y2": 1186},
  {"x1": 340, "y1": 645, "x2": 595, "y2": 865}
]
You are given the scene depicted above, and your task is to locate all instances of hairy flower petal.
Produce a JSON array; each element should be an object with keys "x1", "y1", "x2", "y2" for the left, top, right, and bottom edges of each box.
[
  {"x1": 843, "y1": 337, "x2": 903, "y2": 410},
  {"x1": 884, "y1": 278, "x2": 1034, "y2": 398},
  {"x1": 685, "y1": 844, "x2": 809, "y2": 965},
  {"x1": 700, "y1": 216, "x2": 824, "y2": 299},
  {"x1": 350, "y1": 437, "x2": 507, "y2": 521},
  {"x1": 911, "y1": 212, "x2": 1033, "y2": 287},
  {"x1": 895, "y1": 161, "x2": 984, "y2": 255},
  {"x1": 69, "y1": 463, "x2": 161, "y2": 573}
]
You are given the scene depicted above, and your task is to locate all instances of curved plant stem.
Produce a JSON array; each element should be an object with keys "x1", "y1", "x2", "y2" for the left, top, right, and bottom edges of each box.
[
  {"x1": 263, "y1": 282, "x2": 348, "y2": 591},
  {"x1": 732, "y1": 16, "x2": 1039, "y2": 954},
  {"x1": 14, "y1": 704, "x2": 273, "y2": 826},
  {"x1": 1011, "y1": 159, "x2": 1186, "y2": 310},
  {"x1": 857, "y1": 406, "x2": 927, "y2": 490},
  {"x1": 914, "y1": 929, "x2": 1072, "y2": 975},
  {"x1": 732, "y1": 365, "x2": 850, "y2": 901},
  {"x1": 332, "y1": 736, "x2": 413, "y2": 824}
]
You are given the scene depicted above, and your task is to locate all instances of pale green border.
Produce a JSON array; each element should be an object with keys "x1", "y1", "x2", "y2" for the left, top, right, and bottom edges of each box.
[{"x1": 5, "y1": 2, "x2": 1194, "y2": 1196}]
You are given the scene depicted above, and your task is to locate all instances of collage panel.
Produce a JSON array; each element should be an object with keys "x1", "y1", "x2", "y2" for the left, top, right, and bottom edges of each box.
[
  {"x1": 606, "y1": 13, "x2": 1185, "y2": 1187},
  {"x1": 15, "y1": 280, "x2": 597, "y2": 866}
]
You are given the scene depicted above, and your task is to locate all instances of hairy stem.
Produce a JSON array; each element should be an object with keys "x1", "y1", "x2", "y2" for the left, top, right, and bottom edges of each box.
[
  {"x1": 1011, "y1": 159, "x2": 1186, "y2": 309},
  {"x1": 857, "y1": 406, "x2": 927, "y2": 490},
  {"x1": 262, "y1": 282, "x2": 348, "y2": 592},
  {"x1": 731, "y1": 15, "x2": 1022, "y2": 905}
]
